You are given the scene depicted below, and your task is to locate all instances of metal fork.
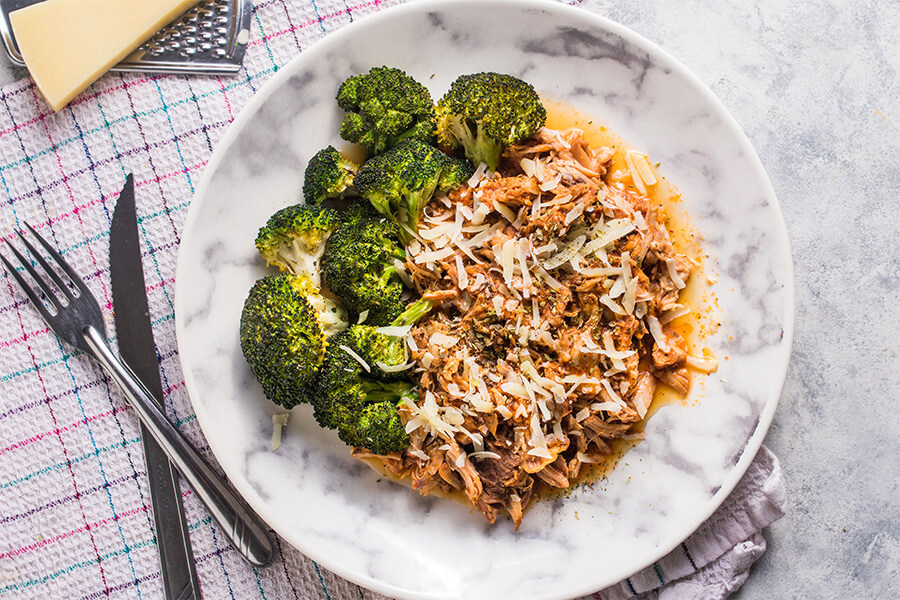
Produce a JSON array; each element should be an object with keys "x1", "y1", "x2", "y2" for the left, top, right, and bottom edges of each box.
[{"x1": 1, "y1": 223, "x2": 276, "y2": 568}]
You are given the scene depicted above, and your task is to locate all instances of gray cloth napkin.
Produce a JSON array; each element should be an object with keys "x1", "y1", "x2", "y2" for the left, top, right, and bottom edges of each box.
[{"x1": 591, "y1": 446, "x2": 786, "y2": 600}]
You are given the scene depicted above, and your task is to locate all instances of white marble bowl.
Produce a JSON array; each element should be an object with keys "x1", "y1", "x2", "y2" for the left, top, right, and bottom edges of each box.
[{"x1": 175, "y1": 1, "x2": 794, "y2": 597}]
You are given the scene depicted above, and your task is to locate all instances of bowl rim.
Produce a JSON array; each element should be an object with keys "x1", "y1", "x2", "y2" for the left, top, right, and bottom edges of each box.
[{"x1": 175, "y1": 0, "x2": 795, "y2": 597}]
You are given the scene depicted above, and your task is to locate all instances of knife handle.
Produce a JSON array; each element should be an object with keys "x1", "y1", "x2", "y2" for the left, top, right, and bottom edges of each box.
[
  {"x1": 82, "y1": 325, "x2": 277, "y2": 568},
  {"x1": 140, "y1": 424, "x2": 202, "y2": 600}
]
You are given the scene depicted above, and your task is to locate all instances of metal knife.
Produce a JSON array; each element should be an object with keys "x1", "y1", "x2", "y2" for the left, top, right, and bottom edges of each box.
[{"x1": 110, "y1": 174, "x2": 202, "y2": 600}]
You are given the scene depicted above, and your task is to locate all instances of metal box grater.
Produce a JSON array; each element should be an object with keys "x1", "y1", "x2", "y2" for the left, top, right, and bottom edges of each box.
[{"x1": 0, "y1": 0, "x2": 252, "y2": 75}]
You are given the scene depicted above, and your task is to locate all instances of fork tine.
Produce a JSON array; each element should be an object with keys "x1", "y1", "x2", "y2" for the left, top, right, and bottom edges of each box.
[
  {"x1": 0, "y1": 250, "x2": 57, "y2": 317},
  {"x1": 15, "y1": 229, "x2": 74, "y2": 300},
  {"x1": 3, "y1": 240, "x2": 65, "y2": 311},
  {"x1": 23, "y1": 222, "x2": 88, "y2": 295}
]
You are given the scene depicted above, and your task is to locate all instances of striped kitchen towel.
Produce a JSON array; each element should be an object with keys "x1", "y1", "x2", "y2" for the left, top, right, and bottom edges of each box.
[
  {"x1": 594, "y1": 446, "x2": 786, "y2": 600},
  {"x1": 0, "y1": 1, "x2": 785, "y2": 599}
]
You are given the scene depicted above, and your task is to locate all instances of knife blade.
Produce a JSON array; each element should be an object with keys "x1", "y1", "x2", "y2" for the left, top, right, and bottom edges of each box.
[{"x1": 110, "y1": 174, "x2": 202, "y2": 600}]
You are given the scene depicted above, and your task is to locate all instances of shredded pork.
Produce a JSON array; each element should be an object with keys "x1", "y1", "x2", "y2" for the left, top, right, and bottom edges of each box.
[{"x1": 353, "y1": 127, "x2": 696, "y2": 528}]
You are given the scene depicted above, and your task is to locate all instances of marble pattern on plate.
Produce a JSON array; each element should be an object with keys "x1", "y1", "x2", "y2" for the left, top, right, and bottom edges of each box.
[{"x1": 175, "y1": 1, "x2": 793, "y2": 598}]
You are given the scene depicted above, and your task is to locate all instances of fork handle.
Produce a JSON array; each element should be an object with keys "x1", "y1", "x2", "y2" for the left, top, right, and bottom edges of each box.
[{"x1": 82, "y1": 325, "x2": 276, "y2": 568}]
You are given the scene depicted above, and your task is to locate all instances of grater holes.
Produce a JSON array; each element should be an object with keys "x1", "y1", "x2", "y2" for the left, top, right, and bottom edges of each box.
[{"x1": 113, "y1": 0, "x2": 241, "y2": 62}]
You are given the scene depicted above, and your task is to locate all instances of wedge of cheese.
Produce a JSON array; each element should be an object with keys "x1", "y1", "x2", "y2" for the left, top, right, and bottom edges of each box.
[{"x1": 10, "y1": 0, "x2": 198, "y2": 111}]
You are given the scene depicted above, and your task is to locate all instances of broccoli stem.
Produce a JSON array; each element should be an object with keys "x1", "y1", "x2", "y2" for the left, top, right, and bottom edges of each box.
[
  {"x1": 378, "y1": 267, "x2": 397, "y2": 288},
  {"x1": 381, "y1": 240, "x2": 406, "y2": 262},
  {"x1": 393, "y1": 298, "x2": 434, "y2": 327},
  {"x1": 361, "y1": 379, "x2": 415, "y2": 404}
]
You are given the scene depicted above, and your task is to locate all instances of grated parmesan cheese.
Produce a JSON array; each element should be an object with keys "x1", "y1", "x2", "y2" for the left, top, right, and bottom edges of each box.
[
  {"x1": 572, "y1": 264, "x2": 619, "y2": 277},
  {"x1": 340, "y1": 344, "x2": 370, "y2": 372},
  {"x1": 686, "y1": 350, "x2": 719, "y2": 373},
  {"x1": 419, "y1": 221, "x2": 455, "y2": 241},
  {"x1": 516, "y1": 240, "x2": 533, "y2": 294},
  {"x1": 542, "y1": 235, "x2": 586, "y2": 270},
  {"x1": 531, "y1": 194, "x2": 542, "y2": 220},
  {"x1": 468, "y1": 162, "x2": 489, "y2": 186},
  {"x1": 376, "y1": 361, "x2": 414, "y2": 373},
  {"x1": 539, "y1": 173, "x2": 562, "y2": 192},
  {"x1": 495, "y1": 201, "x2": 517, "y2": 223},
  {"x1": 501, "y1": 238, "x2": 517, "y2": 287},
  {"x1": 576, "y1": 451, "x2": 600, "y2": 464},
  {"x1": 646, "y1": 315, "x2": 669, "y2": 352},
  {"x1": 471, "y1": 201, "x2": 491, "y2": 225},
  {"x1": 414, "y1": 246, "x2": 455, "y2": 264},
  {"x1": 393, "y1": 259, "x2": 414, "y2": 287},
  {"x1": 408, "y1": 449, "x2": 430, "y2": 461},
  {"x1": 590, "y1": 401, "x2": 622, "y2": 413},
  {"x1": 520, "y1": 157, "x2": 536, "y2": 177},
  {"x1": 271, "y1": 413, "x2": 289, "y2": 451},
  {"x1": 628, "y1": 150, "x2": 657, "y2": 186},
  {"x1": 533, "y1": 242, "x2": 557, "y2": 255},
  {"x1": 600, "y1": 378, "x2": 625, "y2": 406},
  {"x1": 496, "y1": 405, "x2": 513, "y2": 419},
  {"x1": 429, "y1": 332, "x2": 459, "y2": 348},
  {"x1": 660, "y1": 305, "x2": 691, "y2": 324},
  {"x1": 536, "y1": 397, "x2": 552, "y2": 421},
  {"x1": 665, "y1": 258, "x2": 687, "y2": 289},
  {"x1": 623, "y1": 151, "x2": 647, "y2": 195},
  {"x1": 468, "y1": 451, "x2": 502, "y2": 460},
  {"x1": 500, "y1": 381, "x2": 529, "y2": 399},
  {"x1": 455, "y1": 254, "x2": 469, "y2": 290},
  {"x1": 564, "y1": 202, "x2": 585, "y2": 226},
  {"x1": 633, "y1": 385, "x2": 651, "y2": 419},
  {"x1": 600, "y1": 294, "x2": 627, "y2": 316},
  {"x1": 527, "y1": 413, "x2": 553, "y2": 459},
  {"x1": 403, "y1": 391, "x2": 459, "y2": 439},
  {"x1": 375, "y1": 325, "x2": 412, "y2": 337},
  {"x1": 582, "y1": 221, "x2": 636, "y2": 255},
  {"x1": 622, "y1": 278, "x2": 639, "y2": 315}
]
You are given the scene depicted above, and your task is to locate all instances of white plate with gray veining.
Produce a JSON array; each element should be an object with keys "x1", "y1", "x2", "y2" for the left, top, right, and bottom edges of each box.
[{"x1": 175, "y1": 1, "x2": 794, "y2": 597}]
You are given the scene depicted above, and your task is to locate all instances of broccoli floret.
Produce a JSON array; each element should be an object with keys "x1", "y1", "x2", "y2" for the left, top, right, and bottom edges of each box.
[
  {"x1": 321, "y1": 202, "x2": 408, "y2": 325},
  {"x1": 342, "y1": 298, "x2": 433, "y2": 380},
  {"x1": 352, "y1": 402, "x2": 411, "y2": 452},
  {"x1": 240, "y1": 275, "x2": 330, "y2": 408},
  {"x1": 312, "y1": 298, "x2": 433, "y2": 453},
  {"x1": 336, "y1": 66, "x2": 436, "y2": 157},
  {"x1": 341, "y1": 325, "x2": 406, "y2": 380},
  {"x1": 302, "y1": 146, "x2": 360, "y2": 205},
  {"x1": 436, "y1": 72, "x2": 547, "y2": 172},
  {"x1": 354, "y1": 139, "x2": 473, "y2": 242},
  {"x1": 254, "y1": 204, "x2": 339, "y2": 288},
  {"x1": 313, "y1": 330, "x2": 414, "y2": 453}
]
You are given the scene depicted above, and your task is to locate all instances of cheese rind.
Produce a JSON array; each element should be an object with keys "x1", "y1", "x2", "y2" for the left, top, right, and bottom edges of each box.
[{"x1": 10, "y1": 0, "x2": 198, "y2": 111}]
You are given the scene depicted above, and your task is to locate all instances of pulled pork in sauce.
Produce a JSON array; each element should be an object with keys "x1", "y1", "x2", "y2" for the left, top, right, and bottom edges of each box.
[{"x1": 353, "y1": 127, "x2": 696, "y2": 528}]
